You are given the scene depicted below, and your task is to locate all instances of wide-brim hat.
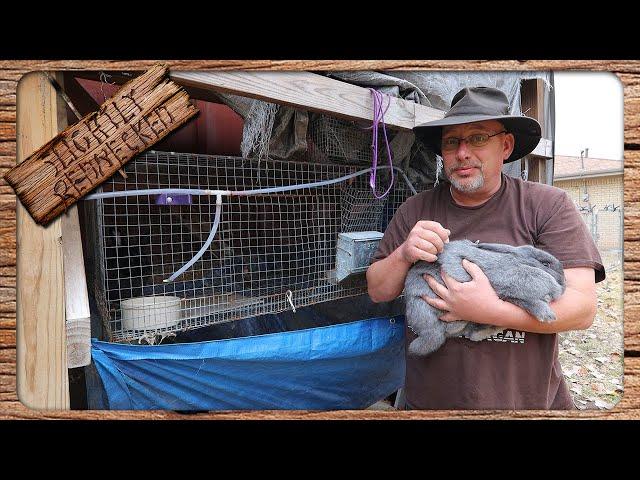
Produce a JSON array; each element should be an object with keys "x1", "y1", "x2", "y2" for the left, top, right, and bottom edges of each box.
[{"x1": 413, "y1": 86, "x2": 542, "y2": 163}]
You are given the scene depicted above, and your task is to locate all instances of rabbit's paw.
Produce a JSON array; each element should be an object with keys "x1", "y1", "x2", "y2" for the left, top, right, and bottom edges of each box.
[
  {"x1": 408, "y1": 335, "x2": 442, "y2": 357},
  {"x1": 532, "y1": 302, "x2": 556, "y2": 322}
]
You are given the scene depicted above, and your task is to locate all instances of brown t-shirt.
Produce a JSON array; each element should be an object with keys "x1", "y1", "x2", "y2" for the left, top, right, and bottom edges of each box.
[{"x1": 372, "y1": 173, "x2": 605, "y2": 410}]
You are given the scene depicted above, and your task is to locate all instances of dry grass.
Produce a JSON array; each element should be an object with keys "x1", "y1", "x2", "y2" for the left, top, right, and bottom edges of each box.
[{"x1": 558, "y1": 252, "x2": 624, "y2": 410}]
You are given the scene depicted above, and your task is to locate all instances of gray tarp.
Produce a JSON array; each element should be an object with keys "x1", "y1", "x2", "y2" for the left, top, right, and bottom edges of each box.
[{"x1": 214, "y1": 71, "x2": 551, "y2": 187}]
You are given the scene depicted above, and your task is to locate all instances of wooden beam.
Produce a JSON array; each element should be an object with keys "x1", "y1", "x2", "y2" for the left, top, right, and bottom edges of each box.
[
  {"x1": 54, "y1": 73, "x2": 92, "y2": 368},
  {"x1": 16, "y1": 72, "x2": 69, "y2": 409},
  {"x1": 414, "y1": 104, "x2": 445, "y2": 126},
  {"x1": 521, "y1": 79, "x2": 553, "y2": 182},
  {"x1": 62, "y1": 206, "x2": 91, "y2": 369},
  {"x1": 170, "y1": 71, "x2": 445, "y2": 130},
  {"x1": 170, "y1": 70, "x2": 554, "y2": 157},
  {"x1": 521, "y1": 79, "x2": 547, "y2": 129},
  {"x1": 60, "y1": 202, "x2": 91, "y2": 370}
]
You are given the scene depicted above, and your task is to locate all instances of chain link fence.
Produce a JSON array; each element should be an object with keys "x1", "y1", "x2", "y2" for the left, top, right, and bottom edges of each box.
[{"x1": 578, "y1": 206, "x2": 623, "y2": 271}]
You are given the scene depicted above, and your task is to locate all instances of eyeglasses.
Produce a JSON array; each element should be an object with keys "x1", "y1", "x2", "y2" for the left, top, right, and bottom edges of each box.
[{"x1": 441, "y1": 131, "x2": 507, "y2": 151}]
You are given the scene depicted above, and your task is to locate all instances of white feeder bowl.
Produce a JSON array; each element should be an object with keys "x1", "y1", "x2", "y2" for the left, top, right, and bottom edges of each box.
[{"x1": 120, "y1": 296, "x2": 182, "y2": 331}]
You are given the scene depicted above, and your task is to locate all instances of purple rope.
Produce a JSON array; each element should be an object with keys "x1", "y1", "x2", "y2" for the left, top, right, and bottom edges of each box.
[{"x1": 368, "y1": 88, "x2": 394, "y2": 199}]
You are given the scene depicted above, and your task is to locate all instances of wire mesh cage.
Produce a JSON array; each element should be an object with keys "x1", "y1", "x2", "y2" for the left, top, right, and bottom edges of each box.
[
  {"x1": 307, "y1": 115, "x2": 397, "y2": 164},
  {"x1": 86, "y1": 151, "x2": 411, "y2": 343}
]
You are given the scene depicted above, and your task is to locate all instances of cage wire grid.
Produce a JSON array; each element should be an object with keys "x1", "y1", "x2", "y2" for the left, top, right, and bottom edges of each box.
[{"x1": 92, "y1": 149, "x2": 410, "y2": 343}]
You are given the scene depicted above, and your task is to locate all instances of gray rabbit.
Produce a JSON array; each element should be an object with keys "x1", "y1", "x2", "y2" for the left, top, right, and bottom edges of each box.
[{"x1": 404, "y1": 239, "x2": 566, "y2": 357}]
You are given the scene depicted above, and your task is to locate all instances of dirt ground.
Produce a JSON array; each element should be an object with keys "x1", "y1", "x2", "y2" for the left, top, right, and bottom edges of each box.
[
  {"x1": 558, "y1": 253, "x2": 624, "y2": 410},
  {"x1": 369, "y1": 252, "x2": 625, "y2": 411}
]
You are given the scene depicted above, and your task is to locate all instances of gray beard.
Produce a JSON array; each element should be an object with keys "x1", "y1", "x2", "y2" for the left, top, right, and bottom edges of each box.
[{"x1": 447, "y1": 170, "x2": 485, "y2": 193}]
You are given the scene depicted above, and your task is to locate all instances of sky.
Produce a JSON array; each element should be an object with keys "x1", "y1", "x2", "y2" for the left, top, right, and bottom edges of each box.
[{"x1": 553, "y1": 72, "x2": 623, "y2": 160}]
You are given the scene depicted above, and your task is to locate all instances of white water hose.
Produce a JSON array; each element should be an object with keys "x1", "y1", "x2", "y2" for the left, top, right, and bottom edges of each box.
[{"x1": 84, "y1": 166, "x2": 416, "y2": 282}]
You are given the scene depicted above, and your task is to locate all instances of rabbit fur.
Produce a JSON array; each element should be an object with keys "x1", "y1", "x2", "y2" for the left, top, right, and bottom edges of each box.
[{"x1": 404, "y1": 239, "x2": 566, "y2": 357}]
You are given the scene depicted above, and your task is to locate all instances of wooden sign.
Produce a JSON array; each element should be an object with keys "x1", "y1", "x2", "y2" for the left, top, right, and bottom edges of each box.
[{"x1": 4, "y1": 64, "x2": 199, "y2": 225}]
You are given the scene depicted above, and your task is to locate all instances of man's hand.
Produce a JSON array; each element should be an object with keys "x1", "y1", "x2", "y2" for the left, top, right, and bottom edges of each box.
[
  {"x1": 421, "y1": 262, "x2": 597, "y2": 334},
  {"x1": 422, "y1": 259, "x2": 502, "y2": 324},
  {"x1": 399, "y1": 220, "x2": 450, "y2": 264}
]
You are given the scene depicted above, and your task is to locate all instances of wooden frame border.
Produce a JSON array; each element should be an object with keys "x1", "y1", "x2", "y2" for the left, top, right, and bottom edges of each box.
[{"x1": 0, "y1": 60, "x2": 637, "y2": 419}]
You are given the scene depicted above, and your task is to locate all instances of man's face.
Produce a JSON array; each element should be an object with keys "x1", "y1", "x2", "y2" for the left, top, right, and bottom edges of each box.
[{"x1": 441, "y1": 120, "x2": 515, "y2": 193}]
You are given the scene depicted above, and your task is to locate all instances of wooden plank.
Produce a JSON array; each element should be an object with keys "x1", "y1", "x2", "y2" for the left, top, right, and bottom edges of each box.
[
  {"x1": 0, "y1": 317, "x2": 15, "y2": 329},
  {"x1": 4, "y1": 64, "x2": 198, "y2": 226},
  {"x1": 15, "y1": 72, "x2": 68, "y2": 410},
  {"x1": 414, "y1": 103, "x2": 445, "y2": 126},
  {"x1": 0, "y1": 300, "x2": 15, "y2": 316},
  {"x1": 0, "y1": 329, "x2": 15, "y2": 346},
  {"x1": 170, "y1": 70, "x2": 444, "y2": 130},
  {"x1": 0, "y1": 140, "x2": 15, "y2": 156},
  {"x1": 171, "y1": 70, "x2": 553, "y2": 157},
  {"x1": 51, "y1": 73, "x2": 92, "y2": 369},
  {"x1": 1, "y1": 60, "x2": 640, "y2": 73},
  {"x1": 62, "y1": 206, "x2": 91, "y2": 368},
  {"x1": 521, "y1": 79, "x2": 549, "y2": 183},
  {"x1": 625, "y1": 304, "x2": 640, "y2": 351},
  {"x1": 521, "y1": 79, "x2": 547, "y2": 128}
]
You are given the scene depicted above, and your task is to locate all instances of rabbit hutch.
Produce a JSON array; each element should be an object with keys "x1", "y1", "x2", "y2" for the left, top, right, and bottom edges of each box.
[{"x1": 14, "y1": 68, "x2": 554, "y2": 411}]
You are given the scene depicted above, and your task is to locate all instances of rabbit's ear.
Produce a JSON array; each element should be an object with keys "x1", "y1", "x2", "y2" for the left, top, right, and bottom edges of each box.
[{"x1": 474, "y1": 242, "x2": 518, "y2": 255}]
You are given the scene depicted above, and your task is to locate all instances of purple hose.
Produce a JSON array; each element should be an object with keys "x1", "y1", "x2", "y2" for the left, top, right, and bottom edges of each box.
[{"x1": 368, "y1": 88, "x2": 395, "y2": 199}]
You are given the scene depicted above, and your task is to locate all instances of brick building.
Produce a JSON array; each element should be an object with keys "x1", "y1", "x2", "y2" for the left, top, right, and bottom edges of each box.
[{"x1": 553, "y1": 153, "x2": 623, "y2": 259}]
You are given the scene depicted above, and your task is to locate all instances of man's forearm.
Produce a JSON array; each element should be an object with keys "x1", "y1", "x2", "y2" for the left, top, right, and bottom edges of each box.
[
  {"x1": 489, "y1": 286, "x2": 597, "y2": 334},
  {"x1": 367, "y1": 249, "x2": 413, "y2": 303}
]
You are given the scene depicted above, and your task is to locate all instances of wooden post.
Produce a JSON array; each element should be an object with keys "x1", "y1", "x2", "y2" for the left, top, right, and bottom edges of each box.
[
  {"x1": 170, "y1": 71, "x2": 444, "y2": 130},
  {"x1": 16, "y1": 72, "x2": 69, "y2": 409},
  {"x1": 62, "y1": 205, "x2": 91, "y2": 369},
  {"x1": 54, "y1": 74, "x2": 92, "y2": 369},
  {"x1": 521, "y1": 78, "x2": 549, "y2": 183}
]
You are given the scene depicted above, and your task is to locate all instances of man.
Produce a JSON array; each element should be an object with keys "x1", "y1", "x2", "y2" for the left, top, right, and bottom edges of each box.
[{"x1": 367, "y1": 86, "x2": 604, "y2": 409}]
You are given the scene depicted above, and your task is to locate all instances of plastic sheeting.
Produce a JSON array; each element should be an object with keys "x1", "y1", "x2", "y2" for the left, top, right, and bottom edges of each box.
[
  {"x1": 216, "y1": 71, "x2": 550, "y2": 188},
  {"x1": 91, "y1": 315, "x2": 405, "y2": 410},
  {"x1": 327, "y1": 71, "x2": 552, "y2": 181}
]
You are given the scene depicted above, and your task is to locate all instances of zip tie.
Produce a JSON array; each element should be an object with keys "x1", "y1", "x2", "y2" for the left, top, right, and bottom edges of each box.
[{"x1": 286, "y1": 290, "x2": 296, "y2": 313}]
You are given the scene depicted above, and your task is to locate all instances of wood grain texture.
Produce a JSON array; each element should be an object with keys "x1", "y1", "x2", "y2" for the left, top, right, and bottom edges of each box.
[
  {"x1": 4, "y1": 64, "x2": 199, "y2": 225},
  {"x1": 61, "y1": 206, "x2": 91, "y2": 368},
  {"x1": 172, "y1": 70, "x2": 443, "y2": 130},
  {"x1": 0, "y1": 60, "x2": 638, "y2": 419},
  {"x1": 53, "y1": 76, "x2": 91, "y2": 369},
  {"x1": 14, "y1": 73, "x2": 68, "y2": 409},
  {"x1": 171, "y1": 71, "x2": 552, "y2": 157}
]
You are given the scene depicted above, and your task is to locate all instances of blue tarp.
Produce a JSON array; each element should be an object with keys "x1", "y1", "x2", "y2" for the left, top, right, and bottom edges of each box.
[{"x1": 91, "y1": 315, "x2": 405, "y2": 410}]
